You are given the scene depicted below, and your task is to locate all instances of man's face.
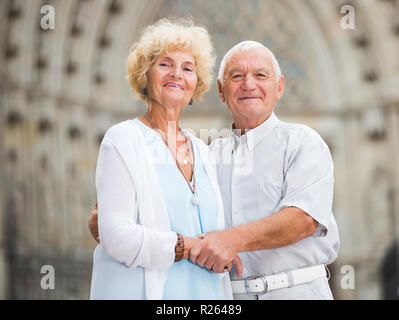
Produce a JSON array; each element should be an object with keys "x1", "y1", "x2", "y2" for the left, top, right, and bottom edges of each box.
[{"x1": 218, "y1": 47, "x2": 284, "y2": 124}]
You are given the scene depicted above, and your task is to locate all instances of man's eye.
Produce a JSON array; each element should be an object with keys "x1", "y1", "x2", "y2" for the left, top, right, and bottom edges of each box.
[{"x1": 232, "y1": 74, "x2": 243, "y2": 79}]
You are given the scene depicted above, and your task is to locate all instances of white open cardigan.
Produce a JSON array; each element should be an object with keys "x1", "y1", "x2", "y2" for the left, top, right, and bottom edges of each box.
[{"x1": 95, "y1": 119, "x2": 233, "y2": 300}]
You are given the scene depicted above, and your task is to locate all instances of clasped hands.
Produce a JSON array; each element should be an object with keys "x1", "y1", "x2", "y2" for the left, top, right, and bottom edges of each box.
[
  {"x1": 88, "y1": 202, "x2": 243, "y2": 278},
  {"x1": 188, "y1": 230, "x2": 243, "y2": 278}
]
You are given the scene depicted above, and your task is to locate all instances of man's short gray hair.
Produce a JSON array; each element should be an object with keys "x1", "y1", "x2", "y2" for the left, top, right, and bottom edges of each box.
[{"x1": 217, "y1": 40, "x2": 282, "y2": 85}]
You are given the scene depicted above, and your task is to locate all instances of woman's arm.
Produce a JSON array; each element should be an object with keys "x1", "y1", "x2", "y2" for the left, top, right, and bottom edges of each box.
[
  {"x1": 96, "y1": 140, "x2": 177, "y2": 269},
  {"x1": 88, "y1": 200, "x2": 199, "y2": 262}
]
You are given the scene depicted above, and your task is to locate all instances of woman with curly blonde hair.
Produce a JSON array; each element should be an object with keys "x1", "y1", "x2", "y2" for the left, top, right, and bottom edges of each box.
[{"x1": 90, "y1": 17, "x2": 241, "y2": 300}]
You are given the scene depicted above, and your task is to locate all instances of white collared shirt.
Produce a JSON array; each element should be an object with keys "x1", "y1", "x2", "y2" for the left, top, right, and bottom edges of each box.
[{"x1": 210, "y1": 112, "x2": 340, "y2": 279}]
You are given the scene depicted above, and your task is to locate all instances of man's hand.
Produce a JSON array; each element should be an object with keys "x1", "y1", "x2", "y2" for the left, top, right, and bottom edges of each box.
[
  {"x1": 190, "y1": 230, "x2": 243, "y2": 278},
  {"x1": 88, "y1": 202, "x2": 100, "y2": 243}
]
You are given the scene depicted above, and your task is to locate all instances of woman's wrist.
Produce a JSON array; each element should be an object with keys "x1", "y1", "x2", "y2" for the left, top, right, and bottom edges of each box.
[
  {"x1": 175, "y1": 235, "x2": 200, "y2": 261},
  {"x1": 182, "y1": 236, "x2": 191, "y2": 260}
]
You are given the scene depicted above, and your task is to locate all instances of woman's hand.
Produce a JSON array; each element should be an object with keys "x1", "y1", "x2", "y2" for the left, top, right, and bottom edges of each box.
[{"x1": 182, "y1": 236, "x2": 201, "y2": 260}]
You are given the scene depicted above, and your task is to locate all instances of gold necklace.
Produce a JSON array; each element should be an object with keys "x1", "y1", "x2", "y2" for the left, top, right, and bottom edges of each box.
[{"x1": 143, "y1": 113, "x2": 200, "y2": 205}]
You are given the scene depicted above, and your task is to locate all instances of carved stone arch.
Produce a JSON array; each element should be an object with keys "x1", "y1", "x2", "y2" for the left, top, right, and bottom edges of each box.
[
  {"x1": 1, "y1": 0, "x2": 399, "y2": 300},
  {"x1": 156, "y1": 0, "x2": 344, "y2": 113}
]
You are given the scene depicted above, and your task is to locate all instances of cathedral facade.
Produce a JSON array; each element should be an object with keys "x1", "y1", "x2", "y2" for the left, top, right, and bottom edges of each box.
[{"x1": 0, "y1": 0, "x2": 398, "y2": 299}]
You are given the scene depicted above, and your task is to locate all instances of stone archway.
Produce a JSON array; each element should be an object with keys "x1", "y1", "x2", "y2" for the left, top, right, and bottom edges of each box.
[{"x1": 1, "y1": 0, "x2": 398, "y2": 299}]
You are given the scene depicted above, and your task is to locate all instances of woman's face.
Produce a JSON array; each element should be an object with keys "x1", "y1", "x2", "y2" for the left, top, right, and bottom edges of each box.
[{"x1": 146, "y1": 50, "x2": 198, "y2": 108}]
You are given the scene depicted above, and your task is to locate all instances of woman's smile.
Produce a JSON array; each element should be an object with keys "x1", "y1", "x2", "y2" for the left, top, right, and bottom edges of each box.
[{"x1": 164, "y1": 82, "x2": 184, "y2": 90}]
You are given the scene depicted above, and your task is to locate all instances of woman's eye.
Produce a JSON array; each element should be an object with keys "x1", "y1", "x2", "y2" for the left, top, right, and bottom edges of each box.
[
  {"x1": 184, "y1": 67, "x2": 193, "y2": 72},
  {"x1": 159, "y1": 62, "x2": 171, "y2": 67}
]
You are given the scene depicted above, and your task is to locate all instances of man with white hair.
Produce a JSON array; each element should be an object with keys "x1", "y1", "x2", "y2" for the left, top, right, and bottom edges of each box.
[
  {"x1": 88, "y1": 41, "x2": 340, "y2": 300},
  {"x1": 189, "y1": 41, "x2": 340, "y2": 300}
]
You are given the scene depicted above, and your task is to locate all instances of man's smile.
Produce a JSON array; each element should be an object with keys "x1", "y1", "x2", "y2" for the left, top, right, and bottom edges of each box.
[{"x1": 238, "y1": 96, "x2": 261, "y2": 100}]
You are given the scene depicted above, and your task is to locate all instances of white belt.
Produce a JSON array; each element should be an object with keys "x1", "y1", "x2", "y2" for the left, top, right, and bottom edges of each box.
[{"x1": 231, "y1": 265, "x2": 327, "y2": 295}]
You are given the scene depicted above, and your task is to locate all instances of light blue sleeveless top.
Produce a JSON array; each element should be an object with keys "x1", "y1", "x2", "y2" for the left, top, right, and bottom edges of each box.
[
  {"x1": 135, "y1": 118, "x2": 223, "y2": 299},
  {"x1": 90, "y1": 118, "x2": 223, "y2": 299}
]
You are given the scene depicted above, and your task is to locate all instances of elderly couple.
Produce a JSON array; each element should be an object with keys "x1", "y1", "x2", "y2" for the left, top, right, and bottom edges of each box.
[{"x1": 88, "y1": 17, "x2": 339, "y2": 300}]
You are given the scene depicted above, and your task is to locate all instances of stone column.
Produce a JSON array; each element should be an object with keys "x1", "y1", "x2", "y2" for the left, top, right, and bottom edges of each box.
[
  {"x1": 389, "y1": 102, "x2": 399, "y2": 271},
  {"x1": 0, "y1": 88, "x2": 6, "y2": 299}
]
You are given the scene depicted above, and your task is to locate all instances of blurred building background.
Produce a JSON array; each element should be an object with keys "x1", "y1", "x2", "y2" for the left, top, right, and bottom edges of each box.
[{"x1": 0, "y1": 0, "x2": 398, "y2": 299}]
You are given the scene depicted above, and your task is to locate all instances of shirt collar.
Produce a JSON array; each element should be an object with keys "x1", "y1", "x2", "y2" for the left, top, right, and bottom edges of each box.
[{"x1": 230, "y1": 112, "x2": 279, "y2": 151}]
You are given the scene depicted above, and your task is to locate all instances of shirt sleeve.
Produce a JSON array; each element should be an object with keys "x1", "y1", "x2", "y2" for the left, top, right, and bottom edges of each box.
[
  {"x1": 277, "y1": 129, "x2": 334, "y2": 237},
  {"x1": 96, "y1": 139, "x2": 177, "y2": 269}
]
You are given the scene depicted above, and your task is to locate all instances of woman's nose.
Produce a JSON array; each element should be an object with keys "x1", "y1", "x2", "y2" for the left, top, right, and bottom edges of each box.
[{"x1": 170, "y1": 65, "x2": 183, "y2": 79}]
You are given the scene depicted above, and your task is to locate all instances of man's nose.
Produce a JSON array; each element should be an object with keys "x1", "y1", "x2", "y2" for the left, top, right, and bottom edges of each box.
[{"x1": 242, "y1": 75, "x2": 256, "y2": 90}]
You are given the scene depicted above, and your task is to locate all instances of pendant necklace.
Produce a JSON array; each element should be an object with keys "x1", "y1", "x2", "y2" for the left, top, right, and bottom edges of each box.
[{"x1": 144, "y1": 113, "x2": 200, "y2": 206}]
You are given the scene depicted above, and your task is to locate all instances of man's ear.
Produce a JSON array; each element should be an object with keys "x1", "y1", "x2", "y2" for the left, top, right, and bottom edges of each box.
[
  {"x1": 217, "y1": 80, "x2": 225, "y2": 102},
  {"x1": 276, "y1": 75, "x2": 285, "y2": 101}
]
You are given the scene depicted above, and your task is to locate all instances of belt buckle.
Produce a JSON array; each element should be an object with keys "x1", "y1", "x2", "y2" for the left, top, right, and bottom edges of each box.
[{"x1": 244, "y1": 274, "x2": 268, "y2": 296}]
